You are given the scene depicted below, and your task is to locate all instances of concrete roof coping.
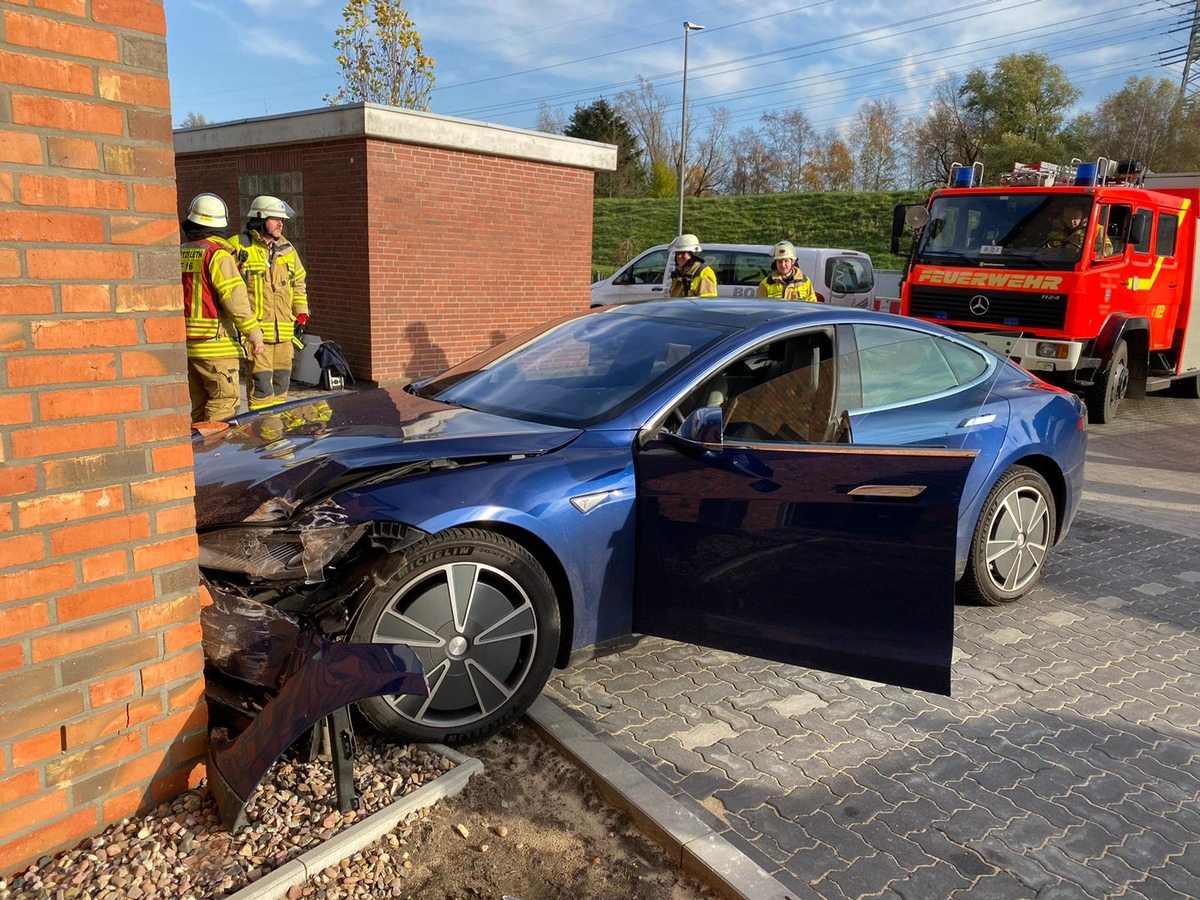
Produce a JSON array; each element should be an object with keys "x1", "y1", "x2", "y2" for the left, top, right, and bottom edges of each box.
[{"x1": 174, "y1": 102, "x2": 618, "y2": 172}]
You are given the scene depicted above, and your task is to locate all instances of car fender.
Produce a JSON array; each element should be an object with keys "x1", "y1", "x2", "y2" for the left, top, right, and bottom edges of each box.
[{"x1": 331, "y1": 440, "x2": 640, "y2": 655}]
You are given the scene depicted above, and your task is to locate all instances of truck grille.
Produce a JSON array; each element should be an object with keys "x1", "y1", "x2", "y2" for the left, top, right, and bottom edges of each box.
[{"x1": 909, "y1": 286, "x2": 1067, "y2": 330}]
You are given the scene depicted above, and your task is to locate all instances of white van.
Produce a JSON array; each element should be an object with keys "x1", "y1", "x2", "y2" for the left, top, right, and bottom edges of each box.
[{"x1": 590, "y1": 242, "x2": 877, "y2": 309}]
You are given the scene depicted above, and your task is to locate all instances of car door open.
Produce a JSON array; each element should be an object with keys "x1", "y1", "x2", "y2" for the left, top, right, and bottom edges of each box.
[{"x1": 634, "y1": 325, "x2": 975, "y2": 695}]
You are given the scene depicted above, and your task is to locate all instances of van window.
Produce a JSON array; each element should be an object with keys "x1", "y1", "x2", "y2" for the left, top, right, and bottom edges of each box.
[
  {"x1": 701, "y1": 249, "x2": 734, "y2": 285},
  {"x1": 616, "y1": 249, "x2": 669, "y2": 286},
  {"x1": 731, "y1": 251, "x2": 773, "y2": 286},
  {"x1": 826, "y1": 257, "x2": 873, "y2": 294}
]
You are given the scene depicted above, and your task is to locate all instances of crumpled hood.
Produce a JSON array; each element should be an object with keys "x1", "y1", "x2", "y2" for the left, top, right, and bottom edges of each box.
[{"x1": 193, "y1": 388, "x2": 582, "y2": 528}]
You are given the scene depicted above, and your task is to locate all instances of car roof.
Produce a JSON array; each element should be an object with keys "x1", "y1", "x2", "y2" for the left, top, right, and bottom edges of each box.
[
  {"x1": 595, "y1": 298, "x2": 992, "y2": 344},
  {"x1": 598, "y1": 298, "x2": 845, "y2": 328},
  {"x1": 645, "y1": 243, "x2": 872, "y2": 258}
]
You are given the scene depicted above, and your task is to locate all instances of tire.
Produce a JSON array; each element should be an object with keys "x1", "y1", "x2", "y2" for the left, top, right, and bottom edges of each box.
[
  {"x1": 959, "y1": 466, "x2": 1056, "y2": 606},
  {"x1": 351, "y1": 528, "x2": 560, "y2": 746},
  {"x1": 1085, "y1": 339, "x2": 1129, "y2": 424}
]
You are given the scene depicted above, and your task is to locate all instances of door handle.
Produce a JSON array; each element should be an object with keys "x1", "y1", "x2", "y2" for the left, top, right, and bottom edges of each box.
[
  {"x1": 1169, "y1": 283, "x2": 1178, "y2": 289},
  {"x1": 847, "y1": 485, "x2": 927, "y2": 500},
  {"x1": 651, "y1": 286, "x2": 664, "y2": 292}
]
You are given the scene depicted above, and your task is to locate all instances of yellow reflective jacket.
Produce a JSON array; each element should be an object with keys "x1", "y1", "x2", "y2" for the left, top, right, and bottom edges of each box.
[
  {"x1": 180, "y1": 236, "x2": 263, "y2": 359},
  {"x1": 669, "y1": 259, "x2": 718, "y2": 298},
  {"x1": 755, "y1": 270, "x2": 817, "y2": 302},
  {"x1": 227, "y1": 229, "x2": 309, "y2": 344}
]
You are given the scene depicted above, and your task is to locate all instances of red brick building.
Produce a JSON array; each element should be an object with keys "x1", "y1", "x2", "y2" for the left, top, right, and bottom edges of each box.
[
  {"x1": 1, "y1": 9, "x2": 613, "y2": 877},
  {"x1": 0, "y1": 0, "x2": 206, "y2": 873},
  {"x1": 174, "y1": 105, "x2": 616, "y2": 384}
]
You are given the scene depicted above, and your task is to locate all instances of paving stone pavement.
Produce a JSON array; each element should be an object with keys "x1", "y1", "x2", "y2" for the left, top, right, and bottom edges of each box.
[{"x1": 547, "y1": 396, "x2": 1200, "y2": 900}]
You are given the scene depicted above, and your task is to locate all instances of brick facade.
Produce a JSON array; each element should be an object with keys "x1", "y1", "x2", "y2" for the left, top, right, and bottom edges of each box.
[
  {"x1": 175, "y1": 106, "x2": 612, "y2": 385},
  {"x1": 0, "y1": 0, "x2": 206, "y2": 873}
]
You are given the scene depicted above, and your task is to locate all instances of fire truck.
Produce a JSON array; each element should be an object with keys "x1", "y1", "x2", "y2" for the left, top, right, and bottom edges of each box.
[{"x1": 892, "y1": 159, "x2": 1200, "y2": 422}]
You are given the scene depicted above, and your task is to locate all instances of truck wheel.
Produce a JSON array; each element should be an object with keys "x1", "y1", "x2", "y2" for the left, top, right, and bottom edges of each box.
[
  {"x1": 1086, "y1": 339, "x2": 1128, "y2": 424},
  {"x1": 959, "y1": 466, "x2": 1056, "y2": 606},
  {"x1": 351, "y1": 528, "x2": 560, "y2": 747}
]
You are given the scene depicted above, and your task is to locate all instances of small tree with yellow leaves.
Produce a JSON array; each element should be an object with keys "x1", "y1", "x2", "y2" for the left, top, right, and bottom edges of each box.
[{"x1": 325, "y1": 0, "x2": 435, "y2": 111}]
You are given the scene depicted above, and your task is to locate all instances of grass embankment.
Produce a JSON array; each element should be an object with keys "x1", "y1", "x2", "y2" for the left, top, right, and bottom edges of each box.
[{"x1": 592, "y1": 190, "x2": 926, "y2": 277}]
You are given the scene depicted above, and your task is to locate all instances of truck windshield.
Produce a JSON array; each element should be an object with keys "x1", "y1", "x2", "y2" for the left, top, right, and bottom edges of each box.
[{"x1": 915, "y1": 193, "x2": 1094, "y2": 272}]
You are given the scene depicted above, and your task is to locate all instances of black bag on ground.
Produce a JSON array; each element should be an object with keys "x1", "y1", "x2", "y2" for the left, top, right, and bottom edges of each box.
[{"x1": 314, "y1": 341, "x2": 355, "y2": 391}]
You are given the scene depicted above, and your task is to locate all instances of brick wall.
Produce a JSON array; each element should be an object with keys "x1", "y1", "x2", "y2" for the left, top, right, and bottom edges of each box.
[
  {"x1": 366, "y1": 140, "x2": 594, "y2": 384},
  {"x1": 0, "y1": 0, "x2": 207, "y2": 874},
  {"x1": 176, "y1": 125, "x2": 597, "y2": 386}
]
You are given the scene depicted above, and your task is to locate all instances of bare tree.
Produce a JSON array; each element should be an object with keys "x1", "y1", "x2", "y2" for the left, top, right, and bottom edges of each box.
[
  {"x1": 761, "y1": 108, "x2": 814, "y2": 193},
  {"x1": 911, "y1": 77, "x2": 983, "y2": 187},
  {"x1": 848, "y1": 98, "x2": 901, "y2": 191},
  {"x1": 690, "y1": 107, "x2": 733, "y2": 197},
  {"x1": 536, "y1": 102, "x2": 567, "y2": 135},
  {"x1": 728, "y1": 127, "x2": 776, "y2": 195},
  {"x1": 615, "y1": 77, "x2": 672, "y2": 174}
]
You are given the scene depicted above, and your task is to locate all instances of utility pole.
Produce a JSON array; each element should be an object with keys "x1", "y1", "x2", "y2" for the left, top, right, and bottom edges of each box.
[{"x1": 1173, "y1": 0, "x2": 1200, "y2": 110}]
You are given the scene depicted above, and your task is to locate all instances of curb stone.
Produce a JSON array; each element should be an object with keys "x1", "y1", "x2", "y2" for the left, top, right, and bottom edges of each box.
[
  {"x1": 223, "y1": 744, "x2": 484, "y2": 900},
  {"x1": 526, "y1": 694, "x2": 800, "y2": 900}
]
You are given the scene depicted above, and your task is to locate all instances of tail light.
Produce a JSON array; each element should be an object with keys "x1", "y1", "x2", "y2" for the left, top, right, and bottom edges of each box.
[{"x1": 815, "y1": 292, "x2": 826, "y2": 303}]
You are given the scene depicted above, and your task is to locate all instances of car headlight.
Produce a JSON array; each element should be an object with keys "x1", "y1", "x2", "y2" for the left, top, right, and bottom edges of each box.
[{"x1": 199, "y1": 522, "x2": 367, "y2": 582}]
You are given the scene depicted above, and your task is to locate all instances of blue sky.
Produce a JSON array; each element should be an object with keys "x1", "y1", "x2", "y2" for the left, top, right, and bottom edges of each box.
[{"x1": 165, "y1": 0, "x2": 1191, "y2": 136}]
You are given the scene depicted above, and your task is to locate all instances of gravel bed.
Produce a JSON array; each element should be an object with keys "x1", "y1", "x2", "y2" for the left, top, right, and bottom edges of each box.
[{"x1": 0, "y1": 734, "x2": 454, "y2": 900}]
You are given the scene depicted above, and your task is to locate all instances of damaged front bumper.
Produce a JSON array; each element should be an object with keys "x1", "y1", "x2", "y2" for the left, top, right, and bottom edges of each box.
[{"x1": 200, "y1": 580, "x2": 426, "y2": 830}]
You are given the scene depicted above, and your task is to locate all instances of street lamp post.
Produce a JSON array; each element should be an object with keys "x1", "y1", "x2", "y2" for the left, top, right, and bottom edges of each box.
[{"x1": 677, "y1": 20, "x2": 704, "y2": 237}]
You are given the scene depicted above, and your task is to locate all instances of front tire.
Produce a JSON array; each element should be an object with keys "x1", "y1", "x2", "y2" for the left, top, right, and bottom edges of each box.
[
  {"x1": 960, "y1": 466, "x2": 1056, "y2": 606},
  {"x1": 352, "y1": 528, "x2": 560, "y2": 746},
  {"x1": 1086, "y1": 339, "x2": 1128, "y2": 424}
]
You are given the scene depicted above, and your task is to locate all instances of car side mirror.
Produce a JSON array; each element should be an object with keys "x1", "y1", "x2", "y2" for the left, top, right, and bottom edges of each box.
[{"x1": 674, "y1": 406, "x2": 724, "y2": 447}]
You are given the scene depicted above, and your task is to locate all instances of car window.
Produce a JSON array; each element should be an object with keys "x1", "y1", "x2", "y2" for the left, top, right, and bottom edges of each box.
[
  {"x1": 850, "y1": 324, "x2": 988, "y2": 408},
  {"x1": 675, "y1": 329, "x2": 838, "y2": 444},
  {"x1": 421, "y1": 312, "x2": 736, "y2": 428},
  {"x1": 825, "y1": 257, "x2": 873, "y2": 293},
  {"x1": 618, "y1": 249, "x2": 669, "y2": 286}
]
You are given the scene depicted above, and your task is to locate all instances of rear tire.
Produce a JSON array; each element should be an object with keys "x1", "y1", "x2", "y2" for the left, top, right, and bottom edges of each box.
[
  {"x1": 352, "y1": 528, "x2": 560, "y2": 746},
  {"x1": 1085, "y1": 339, "x2": 1128, "y2": 424},
  {"x1": 959, "y1": 466, "x2": 1056, "y2": 606}
]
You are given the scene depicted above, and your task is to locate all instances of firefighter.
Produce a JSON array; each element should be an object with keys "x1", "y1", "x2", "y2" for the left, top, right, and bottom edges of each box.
[
  {"x1": 1046, "y1": 202, "x2": 1090, "y2": 251},
  {"x1": 668, "y1": 234, "x2": 718, "y2": 298},
  {"x1": 228, "y1": 196, "x2": 309, "y2": 411},
  {"x1": 755, "y1": 241, "x2": 817, "y2": 302},
  {"x1": 180, "y1": 193, "x2": 265, "y2": 424}
]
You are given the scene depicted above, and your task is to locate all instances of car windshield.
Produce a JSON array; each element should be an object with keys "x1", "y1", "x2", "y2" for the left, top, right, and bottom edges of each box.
[
  {"x1": 915, "y1": 193, "x2": 1094, "y2": 272},
  {"x1": 415, "y1": 311, "x2": 737, "y2": 427}
]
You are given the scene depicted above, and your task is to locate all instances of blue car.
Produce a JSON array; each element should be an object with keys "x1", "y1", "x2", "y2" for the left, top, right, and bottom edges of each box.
[{"x1": 193, "y1": 300, "x2": 1087, "y2": 747}]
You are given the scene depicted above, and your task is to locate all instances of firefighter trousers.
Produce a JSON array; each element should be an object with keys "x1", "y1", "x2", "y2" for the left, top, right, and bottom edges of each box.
[
  {"x1": 188, "y1": 357, "x2": 241, "y2": 423},
  {"x1": 247, "y1": 341, "x2": 295, "y2": 411}
]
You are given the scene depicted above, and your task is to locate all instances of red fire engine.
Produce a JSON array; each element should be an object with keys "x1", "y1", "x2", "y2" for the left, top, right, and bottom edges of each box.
[{"x1": 892, "y1": 159, "x2": 1200, "y2": 422}]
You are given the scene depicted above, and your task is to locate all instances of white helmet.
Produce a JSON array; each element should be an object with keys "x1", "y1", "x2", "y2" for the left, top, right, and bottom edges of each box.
[
  {"x1": 247, "y1": 195, "x2": 294, "y2": 221},
  {"x1": 670, "y1": 233, "x2": 702, "y2": 254},
  {"x1": 185, "y1": 193, "x2": 228, "y2": 229},
  {"x1": 772, "y1": 241, "x2": 797, "y2": 262}
]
